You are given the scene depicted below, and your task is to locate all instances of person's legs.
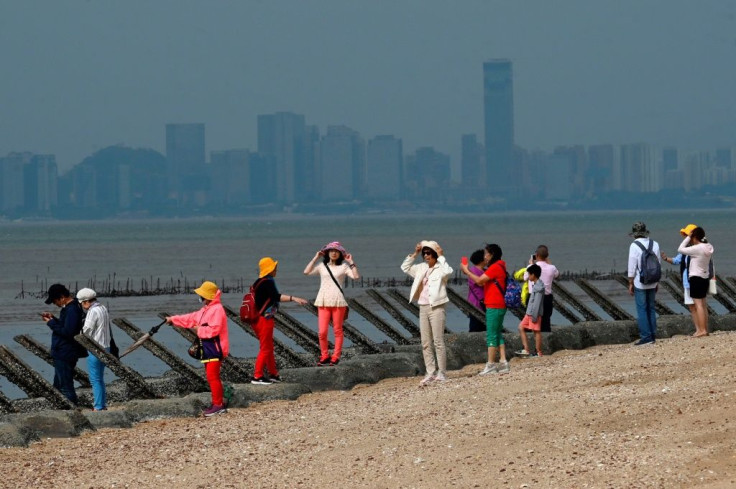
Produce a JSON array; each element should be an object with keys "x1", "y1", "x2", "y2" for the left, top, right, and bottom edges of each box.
[
  {"x1": 53, "y1": 358, "x2": 78, "y2": 405},
  {"x1": 205, "y1": 360, "x2": 224, "y2": 406},
  {"x1": 534, "y1": 331, "x2": 543, "y2": 354},
  {"x1": 644, "y1": 288, "x2": 657, "y2": 341},
  {"x1": 331, "y1": 307, "x2": 347, "y2": 362},
  {"x1": 692, "y1": 298, "x2": 708, "y2": 336},
  {"x1": 87, "y1": 351, "x2": 107, "y2": 410},
  {"x1": 634, "y1": 287, "x2": 654, "y2": 343},
  {"x1": 419, "y1": 305, "x2": 437, "y2": 375},
  {"x1": 317, "y1": 307, "x2": 331, "y2": 361},
  {"x1": 541, "y1": 294, "x2": 554, "y2": 332},
  {"x1": 428, "y1": 305, "x2": 447, "y2": 375},
  {"x1": 253, "y1": 316, "x2": 276, "y2": 378}
]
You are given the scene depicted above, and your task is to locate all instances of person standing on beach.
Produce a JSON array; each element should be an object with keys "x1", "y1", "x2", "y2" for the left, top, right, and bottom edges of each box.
[
  {"x1": 401, "y1": 240, "x2": 453, "y2": 386},
  {"x1": 77, "y1": 288, "x2": 111, "y2": 411},
  {"x1": 40, "y1": 284, "x2": 88, "y2": 405},
  {"x1": 526, "y1": 245, "x2": 559, "y2": 332},
  {"x1": 661, "y1": 224, "x2": 698, "y2": 325},
  {"x1": 627, "y1": 222, "x2": 661, "y2": 345},
  {"x1": 304, "y1": 241, "x2": 359, "y2": 366},
  {"x1": 677, "y1": 226, "x2": 714, "y2": 337},
  {"x1": 515, "y1": 264, "x2": 545, "y2": 357},
  {"x1": 251, "y1": 257, "x2": 308, "y2": 385},
  {"x1": 165, "y1": 281, "x2": 230, "y2": 417},
  {"x1": 466, "y1": 249, "x2": 487, "y2": 333},
  {"x1": 460, "y1": 243, "x2": 510, "y2": 375}
]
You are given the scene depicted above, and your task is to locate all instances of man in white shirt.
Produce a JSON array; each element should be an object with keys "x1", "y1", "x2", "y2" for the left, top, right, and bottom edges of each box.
[{"x1": 627, "y1": 222, "x2": 661, "y2": 346}]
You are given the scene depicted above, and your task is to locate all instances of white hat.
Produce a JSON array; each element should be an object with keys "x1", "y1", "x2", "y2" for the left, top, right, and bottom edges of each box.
[
  {"x1": 76, "y1": 288, "x2": 97, "y2": 302},
  {"x1": 420, "y1": 240, "x2": 441, "y2": 255}
]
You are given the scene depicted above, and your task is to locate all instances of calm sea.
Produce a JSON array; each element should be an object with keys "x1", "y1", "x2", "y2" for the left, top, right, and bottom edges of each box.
[{"x1": 0, "y1": 209, "x2": 733, "y2": 398}]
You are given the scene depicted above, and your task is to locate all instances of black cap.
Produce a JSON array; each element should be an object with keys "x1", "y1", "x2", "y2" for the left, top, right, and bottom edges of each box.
[{"x1": 45, "y1": 283, "x2": 70, "y2": 304}]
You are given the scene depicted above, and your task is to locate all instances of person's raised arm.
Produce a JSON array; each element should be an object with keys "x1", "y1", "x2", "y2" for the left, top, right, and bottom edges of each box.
[{"x1": 304, "y1": 251, "x2": 323, "y2": 275}]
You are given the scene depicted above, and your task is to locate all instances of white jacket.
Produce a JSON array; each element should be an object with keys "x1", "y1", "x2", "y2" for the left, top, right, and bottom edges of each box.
[{"x1": 401, "y1": 255, "x2": 453, "y2": 307}]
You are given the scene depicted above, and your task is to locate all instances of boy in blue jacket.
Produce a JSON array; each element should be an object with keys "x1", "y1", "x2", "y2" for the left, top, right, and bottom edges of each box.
[{"x1": 515, "y1": 265, "x2": 545, "y2": 357}]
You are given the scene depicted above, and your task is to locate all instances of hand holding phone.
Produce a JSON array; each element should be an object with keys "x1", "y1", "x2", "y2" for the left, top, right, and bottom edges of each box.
[{"x1": 461, "y1": 256, "x2": 468, "y2": 266}]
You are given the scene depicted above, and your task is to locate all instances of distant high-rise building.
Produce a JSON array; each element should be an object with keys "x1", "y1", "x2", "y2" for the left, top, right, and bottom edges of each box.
[
  {"x1": 0, "y1": 152, "x2": 30, "y2": 212},
  {"x1": 620, "y1": 143, "x2": 659, "y2": 193},
  {"x1": 166, "y1": 123, "x2": 206, "y2": 205},
  {"x1": 662, "y1": 147, "x2": 679, "y2": 173},
  {"x1": 316, "y1": 125, "x2": 364, "y2": 201},
  {"x1": 553, "y1": 146, "x2": 587, "y2": 198},
  {"x1": 366, "y1": 135, "x2": 403, "y2": 201},
  {"x1": 483, "y1": 59, "x2": 514, "y2": 192},
  {"x1": 404, "y1": 147, "x2": 451, "y2": 200},
  {"x1": 210, "y1": 149, "x2": 251, "y2": 205},
  {"x1": 715, "y1": 147, "x2": 734, "y2": 169},
  {"x1": 257, "y1": 112, "x2": 309, "y2": 204},
  {"x1": 23, "y1": 154, "x2": 58, "y2": 212},
  {"x1": 588, "y1": 144, "x2": 616, "y2": 194},
  {"x1": 461, "y1": 134, "x2": 485, "y2": 188}
]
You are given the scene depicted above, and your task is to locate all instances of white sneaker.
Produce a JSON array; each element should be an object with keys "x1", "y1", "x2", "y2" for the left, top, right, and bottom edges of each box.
[
  {"x1": 479, "y1": 363, "x2": 498, "y2": 376},
  {"x1": 419, "y1": 374, "x2": 435, "y2": 386},
  {"x1": 515, "y1": 349, "x2": 530, "y2": 357},
  {"x1": 434, "y1": 372, "x2": 447, "y2": 382},
  {"x1": 498, "y1": 362, "x2": 510, "y2": 374}
]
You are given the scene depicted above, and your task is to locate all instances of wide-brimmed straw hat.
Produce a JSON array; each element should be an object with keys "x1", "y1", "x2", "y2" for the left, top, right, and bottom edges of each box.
[
  {"x1": 258, "y1": 257, "x2": 278, "y2": 278},
  {"x1": 320, "y1": 241, "x2": 348, "y2": 256},
  {"x1": 194, "y1": 281, "x2": 219, "y2": 300}
]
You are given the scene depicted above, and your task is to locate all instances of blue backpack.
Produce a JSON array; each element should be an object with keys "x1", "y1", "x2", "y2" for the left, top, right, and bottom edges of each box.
[{"x1": 493, "y1": 271, "x2": 523, "y2": 309}]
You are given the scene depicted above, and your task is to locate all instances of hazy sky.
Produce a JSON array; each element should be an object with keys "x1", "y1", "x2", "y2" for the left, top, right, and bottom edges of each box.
[{"x1": 2, "y1": 1, "x2": 735, "y2": 174}]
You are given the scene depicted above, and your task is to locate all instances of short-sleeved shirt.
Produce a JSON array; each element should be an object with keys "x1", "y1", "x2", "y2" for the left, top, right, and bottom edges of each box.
[
  {"x1": 483, "y1": 260, "x2": 507, "y2": 309},
  {"x1": 254, "y1": 277, "x2": 280, "y2": 318}
]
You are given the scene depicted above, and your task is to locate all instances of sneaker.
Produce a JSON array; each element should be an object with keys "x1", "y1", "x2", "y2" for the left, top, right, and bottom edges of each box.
[
  {"x1": 479, "y1": 363, "x2": 498, "y2": 376},
  {"x1": 317, "y1": 357, "x2": 330, "y2": 366},
  {"x1": 515, "y1": 349, "x2": 530, "y2": 357},
  {"x1": 434, "y1": 372, "x2": 447, "y2": 382},
  {"x1": 251, "y1": 377, "x2": 273, "y2": 385},
  {"x1": 203, "y1": 404, "x2": 227, "y2": 417},
  {"x1": 634, "y1": 339, "x2": 655, "y2": 346},
  {"x1": 329, "y1": 358, "x2": 340, "y2": 366},
  {"x1": 497, "y1": 362, "x2": 511, "y2": 374},
  {"x1": 267, "y1": 374, "x2": 282, "y2": 383},
  {"x1": 419, "y1": 374, "x2": 435, "y2": 386}
]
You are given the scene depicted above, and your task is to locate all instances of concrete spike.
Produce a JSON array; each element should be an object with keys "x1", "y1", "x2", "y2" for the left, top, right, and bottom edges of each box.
[
  {"x1": 13, "y1": 335, "x2": 91, "y2": 388},
  {"x1": 347, "y1": 298, "x2": 412, "y2": 345},
  {"x1": 300, "y1": 302, "x2": 381, "y2": 354},
  {"x1": 0, "y1": 345, "x2": 76, "y2": 410},
  {"x1": 575, "y1": 279, "x2": 636, "y2": 320},
  {"x1": 220, "y1": 306, "x2": 313, "y2": 369},
  {"x1": 273, "y1": 310, "x2": 323, "y2": 356},
  {"x1": 110, "y1": 319, "x2": 209, "y2": 391},
  {"x1": 367, "y1": 289, "x2": 420, "y2": 337},
  {"x1": 609, "y1": 275, "x2": 679, "y2": 317},
  {"x1": 552, "y1": 297, "x2": 583, "y2": 324},
  {"x1": 0, "y1": 388, "x2": 15, "y2": 413},
  {"x1": 444, "y1": 287, "x2": 484, "y2": 331},
  {"x1": 386, "y1": 288, "x2": 419, "y2": 317},
  {"x1": 718, "y1": 276, "x2": 736, "y2": 306},
  {"x1": 657, "y1": 280, "x2": 692, "y2": 314},
  {"x1": 73, "y1": 334, "x2": 160, "y2": 400},
  {"x1": 553, "y1": 282, "x2": 603, "y2": 321}
]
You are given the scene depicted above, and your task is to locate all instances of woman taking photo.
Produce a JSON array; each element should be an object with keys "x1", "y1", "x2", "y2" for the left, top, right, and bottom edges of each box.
[
  {"x1": 304, "y1": 241, "x2": 359, "y2": 366},
  {"x1": 677, "y1": 226, "x2": 714, "y2": 337}
]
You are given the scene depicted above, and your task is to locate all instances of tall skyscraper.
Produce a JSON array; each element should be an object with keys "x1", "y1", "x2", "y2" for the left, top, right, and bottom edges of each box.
[
  {"x1": 461, "y1": 134, "x2": 484, "y2": 188},
  {"x1": 483, "y1": 59, "x2": 514, "y2": 192},
  {"x1": 23, "y1": 154, "x2": 58, "y2": 212},
  {"x1": 165, "y1": 123, "x2": 206, "y2": 205},
  {"x1": 210, "y1": 149, "x2": 251, "y2": 205},
  {"x1": 257, "y1": 112, "x2": 309, "y2": 204},
  {"x1": 366, "y1": 135, "x2": 403, "y2": 201},
  {"x1": 0, "y1": 152, "x2": 30, "y2": 212},
  {"x1": 316, "y1": 125, "x2": 364, "y2": 201}
]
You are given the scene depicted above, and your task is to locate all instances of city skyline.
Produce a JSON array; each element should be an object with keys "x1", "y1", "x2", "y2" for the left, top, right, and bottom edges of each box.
[{"x1": 2, "y1": 1, "x2": 735, "y2": 175}]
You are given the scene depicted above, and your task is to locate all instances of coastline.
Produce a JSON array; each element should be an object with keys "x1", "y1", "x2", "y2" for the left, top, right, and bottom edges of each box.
[{"x1": 2, "y1": 331, "x2": 735, "y2": 488}]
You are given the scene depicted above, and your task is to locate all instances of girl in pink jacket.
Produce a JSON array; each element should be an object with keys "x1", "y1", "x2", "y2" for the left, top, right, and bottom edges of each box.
[{"x1": 166, "y1": 281, "x2": 229, "y2": 417}]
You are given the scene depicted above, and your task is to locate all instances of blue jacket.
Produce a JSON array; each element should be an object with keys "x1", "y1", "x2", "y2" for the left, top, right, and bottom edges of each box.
[{"x1": 47, "y1": 299, "x2": 88, "y2": 361}]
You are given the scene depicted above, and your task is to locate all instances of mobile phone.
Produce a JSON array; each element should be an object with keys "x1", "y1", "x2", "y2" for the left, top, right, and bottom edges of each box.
[
  {"x1": 531, "y1": 254, "x2": 536, "y2": 261},
  {"x1": 461, "y1": 256, "x2": 468, "y2": 266}
]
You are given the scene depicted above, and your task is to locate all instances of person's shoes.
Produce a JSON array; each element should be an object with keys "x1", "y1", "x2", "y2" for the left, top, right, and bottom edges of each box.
[
  {"x1": 203, "y1": 404, "x2": 227, "y2": 417},
  {"x1": 497, "y1": 362, "x2": 511, "y2": 374},
  {"x1": 419, "y1": 374, "x2": 435, "y2": 386},
  {"x1": 267, "y1": 374, "x2": 282, "y2": 383},
  {"x1": 329, "y1": 358, "x2": 340, "y2": 366},
  {"x1": 434, "y1": 372, "x2": 447, "y2": 382},
  {"x1": 479, "y1": 363, "x2": 498, "y2": 376},
  {"x1": 251, "y1": 377, "x2": 273, "y2": 385},
  {"x1": 515, "y1": 349, "x2": 530, "y2": 357},
  {"x1": 317, "y1": 357, "x2": 330, "y2": 366},
  {"x1": 634, "y1": 339, "x2": 655, "y2": 346}
]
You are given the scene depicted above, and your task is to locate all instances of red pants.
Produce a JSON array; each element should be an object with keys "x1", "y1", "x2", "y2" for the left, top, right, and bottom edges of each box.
[
  {"x1": 318, "y1": 306, "x2": 347, "y2": 361},
  {"x1": 204, "y1": 360, "x2": 223, "y2": 406},
  {"x1": 253, "y1": 316, "x2": 278, "y2": 378}
]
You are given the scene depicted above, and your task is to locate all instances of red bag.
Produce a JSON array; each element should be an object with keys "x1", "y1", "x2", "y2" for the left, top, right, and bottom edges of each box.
[{"x1": 239, "y1": 279, "x2": 269, "y2": 324}]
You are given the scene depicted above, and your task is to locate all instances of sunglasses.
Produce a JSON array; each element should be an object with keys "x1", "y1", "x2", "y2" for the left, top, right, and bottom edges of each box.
[{"x1": 422, "y1": 250, "x2": 434, "y2": 255}]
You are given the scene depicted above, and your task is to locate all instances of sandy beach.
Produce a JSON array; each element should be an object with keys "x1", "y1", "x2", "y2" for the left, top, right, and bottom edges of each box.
[{"x1": 2, "y1": 331, "x2": 736, "y2": 488}]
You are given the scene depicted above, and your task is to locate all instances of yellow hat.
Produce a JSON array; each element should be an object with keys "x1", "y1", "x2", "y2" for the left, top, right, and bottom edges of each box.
[
  {"x1": 258, "y1": 257, "x2": 278, "y2": 278},
  {"x1": 680, "y1": 224, "x2": 697, "y2": 237},
  {"x1": 194, "y1": 281, "x2": 219, "y2": 300}
]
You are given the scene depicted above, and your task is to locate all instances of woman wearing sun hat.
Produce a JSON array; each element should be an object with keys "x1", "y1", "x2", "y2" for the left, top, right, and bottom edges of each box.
[
  {"x1": 677, "y1": 226, "x2": 715, "y2": 337},
  {"x1": 401, "y1": 240, "x2": 453, "y2": 386},
  {"x1": 303, "y1": 241, "x2": 359, "y2": 366},
  {"x1": 661, "y1": 224, "x2": 698, "y2": 326},
  {"x1": 165, "y1": 280, "x2": 230, "y2": 417},
  {"x1": 251, "y1": 257, "x2": 308, "y2": 384}
]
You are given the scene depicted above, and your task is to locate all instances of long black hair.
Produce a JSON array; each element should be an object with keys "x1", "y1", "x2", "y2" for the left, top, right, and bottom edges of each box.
[
  {"x1": 485, "y1": 243, "x2": 503, "y2": 265},
  {"x1": 322, "y1": 250, "x2": 345, "y2": 265}
]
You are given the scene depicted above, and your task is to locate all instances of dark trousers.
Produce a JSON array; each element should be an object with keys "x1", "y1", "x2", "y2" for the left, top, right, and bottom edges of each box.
[
  {"x1": 541, "y1": 294, "x2": 554, "y2": 332},
  {"x1": 53, "y1": 358, "x2": 79, "y2": 405}
]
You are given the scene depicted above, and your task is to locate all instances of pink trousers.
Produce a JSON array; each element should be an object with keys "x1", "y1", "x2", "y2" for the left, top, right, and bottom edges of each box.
[{"x1": 318, "y1": 306, "x2": 347, "y2": 362}]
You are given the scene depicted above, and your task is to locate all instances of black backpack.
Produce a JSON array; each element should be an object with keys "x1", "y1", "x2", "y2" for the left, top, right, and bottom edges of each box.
[{"x1": 634, "y1": 240, "x2": 661, "y2": 285}]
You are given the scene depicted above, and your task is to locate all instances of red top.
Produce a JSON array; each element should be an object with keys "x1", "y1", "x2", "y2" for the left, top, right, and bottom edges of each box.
[{"x1": 483, "y1": 260, "x2": 507, "y2": 309}]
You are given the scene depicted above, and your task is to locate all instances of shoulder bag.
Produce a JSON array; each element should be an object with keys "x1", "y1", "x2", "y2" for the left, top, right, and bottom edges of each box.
[{"x1": 325, "y1": 264, "x2": 350, "y2": 319}]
